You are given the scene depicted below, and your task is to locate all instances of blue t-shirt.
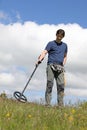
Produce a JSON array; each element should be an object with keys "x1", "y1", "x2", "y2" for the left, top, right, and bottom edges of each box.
[{"x1": 45, "y1": 40, "x2": 68, "y2": 65}]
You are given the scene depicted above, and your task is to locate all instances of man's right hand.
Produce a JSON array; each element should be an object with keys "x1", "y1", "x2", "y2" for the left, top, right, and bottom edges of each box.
[{"x1": 36, "y1": 60, "x2": 41, "y2": 67}]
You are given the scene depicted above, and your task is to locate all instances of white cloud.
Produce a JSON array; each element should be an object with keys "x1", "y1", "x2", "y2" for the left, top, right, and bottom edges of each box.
[
  {"x1": 65, "y1": 88, "x2": 87, "y2": 97},
  {"x1": 0, "y1": 11, "x2": 7, "y2": 20},
  {"x1": 66, "y1": 72, "x2": 87, "y2": 89},
  {"x1": 0, "y1": 73, "x2": 14, "y2": 85},
  {"x1": 0, "y1": 21, "x2": 87, "y2": 103},
  {"x1": 0, "y1": 10, "x2": 22, "y2": 24},
  {"x1": 15, "y1": 11, "x2": 21, "y2": 22}
]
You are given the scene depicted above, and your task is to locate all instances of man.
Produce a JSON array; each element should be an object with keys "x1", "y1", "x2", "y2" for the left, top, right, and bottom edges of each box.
[{"x1": 37, "y1": 29, "x2": 68, "y2": 106}]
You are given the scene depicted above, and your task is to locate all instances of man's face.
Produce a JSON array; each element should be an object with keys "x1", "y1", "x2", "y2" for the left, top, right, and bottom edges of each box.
[{"x1": 56, "y1": 33, "x2": 64, "y2": 41}]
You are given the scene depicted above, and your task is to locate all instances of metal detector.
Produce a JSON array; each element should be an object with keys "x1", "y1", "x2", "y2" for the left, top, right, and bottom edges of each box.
[{"x1": 13, "y1": 63, "x2": 40, "y2": 103}]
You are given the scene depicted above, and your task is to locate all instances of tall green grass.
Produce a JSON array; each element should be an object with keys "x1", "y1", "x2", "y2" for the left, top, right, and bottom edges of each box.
[{"x1": 0, "y1": 97, "x2": 87, "y2": 130}]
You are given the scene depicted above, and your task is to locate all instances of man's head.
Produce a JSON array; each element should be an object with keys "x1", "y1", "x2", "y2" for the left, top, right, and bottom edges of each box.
[
  {"x1": 56, "y1": 29, "x2": 65, "y2": 42},
  {"x1": 56, "y1": 29, "x2": 65, "y2": 37}
]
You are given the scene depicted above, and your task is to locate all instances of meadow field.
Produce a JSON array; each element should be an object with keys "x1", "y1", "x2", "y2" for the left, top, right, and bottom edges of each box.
[{"x1": 0, "y1": 96, "x2": 87, "y2": 130}]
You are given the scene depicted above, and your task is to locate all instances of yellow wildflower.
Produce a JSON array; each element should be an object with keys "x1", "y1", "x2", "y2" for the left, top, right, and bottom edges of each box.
[
  {"x1": 6, "y1": 112, "x2": 11, "y2": 118},
  {"x1": 68, "y1": 116, "x2": 73, "y2": 122},
  {"x1": 71, "y1": 109, "x2": 75, "y2": 114},
  {"x1": 28, "y1": 114, "x2": 32, "y2": 118}
]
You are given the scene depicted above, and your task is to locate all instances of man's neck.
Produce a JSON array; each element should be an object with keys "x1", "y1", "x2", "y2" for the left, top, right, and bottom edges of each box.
[{"x1": 55, "y1": 39, "x2": 61, "y2": 43}]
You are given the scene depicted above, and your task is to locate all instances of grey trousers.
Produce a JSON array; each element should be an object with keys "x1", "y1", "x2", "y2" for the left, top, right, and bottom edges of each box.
[{"x1": 45, "y1": 64, "x2": 65, "y2": 106}]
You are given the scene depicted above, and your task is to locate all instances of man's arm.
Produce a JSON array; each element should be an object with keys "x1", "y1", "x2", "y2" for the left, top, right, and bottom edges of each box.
[
  {"x1": 63, "y1": 53, "x2": 67, "y2": 66},
  {"x1": 37, "y1": 50, "x2": 48, "y2": 64}
]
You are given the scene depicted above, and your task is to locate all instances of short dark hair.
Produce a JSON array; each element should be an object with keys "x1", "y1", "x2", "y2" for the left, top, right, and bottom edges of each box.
[{"x1": 56, "y1": 29, "x2": 65, "y2": 37}]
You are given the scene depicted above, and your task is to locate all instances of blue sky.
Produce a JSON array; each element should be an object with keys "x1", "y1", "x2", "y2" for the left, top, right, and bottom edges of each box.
[
  {"x1": 0, "y1": 0, "x2": 87, "y2": 105},
  {"x1": 0, "y1": 0, "x2": 87, "y2": 27}
]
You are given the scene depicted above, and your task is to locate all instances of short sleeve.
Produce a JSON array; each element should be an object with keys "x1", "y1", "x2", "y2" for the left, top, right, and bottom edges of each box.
[{"x1": 45, "y1": 42, "x2": 52, "y2": 51}]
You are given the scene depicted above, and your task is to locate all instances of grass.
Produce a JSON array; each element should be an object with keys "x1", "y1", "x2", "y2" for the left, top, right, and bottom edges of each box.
[{"x1": 0, "y1": 97, "x2": 87, "y2": 130}]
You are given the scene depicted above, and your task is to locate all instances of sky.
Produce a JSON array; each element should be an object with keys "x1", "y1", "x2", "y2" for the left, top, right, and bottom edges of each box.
[{"x1": 0, "y1": 0, "x2": 87, "y2": 105}]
